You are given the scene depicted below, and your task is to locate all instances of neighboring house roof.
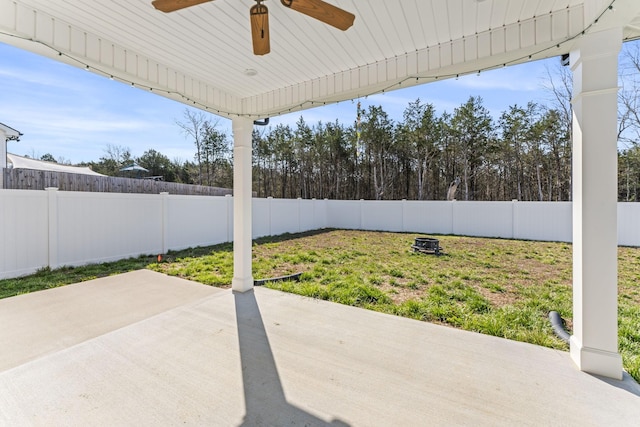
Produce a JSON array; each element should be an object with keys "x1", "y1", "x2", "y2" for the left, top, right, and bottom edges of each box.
[
  {"x1": 0, "y1": 123, "x2": 21, "y2": 140},
  {"x1": 7, "y1": 153, "x2": 105, "y2": 177}
]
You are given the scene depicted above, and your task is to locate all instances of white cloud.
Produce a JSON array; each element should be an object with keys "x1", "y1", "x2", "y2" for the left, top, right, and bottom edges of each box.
[
  {"x1": 0, "y1": 104, "x2": 152, "y2": 138},
  {"x1": 448, "y1": 72, "x2": 539, "y2": 92},
  {"x1": 0, "y1": 64, "x2": 95, "y2": 95}
]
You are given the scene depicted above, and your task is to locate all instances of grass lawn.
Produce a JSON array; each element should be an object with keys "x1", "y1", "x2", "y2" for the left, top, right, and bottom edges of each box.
[{"x1": 1, "y1": 229, "x2": 638, "y2": 382}]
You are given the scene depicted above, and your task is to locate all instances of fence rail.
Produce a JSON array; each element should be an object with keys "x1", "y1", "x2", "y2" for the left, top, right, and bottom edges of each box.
[
  {"x1": 1, "y1": 189, "x2": 639, "y2": 280},
  {"x1": 3, "y1": 168, "x2": 233, "y2": 196}
]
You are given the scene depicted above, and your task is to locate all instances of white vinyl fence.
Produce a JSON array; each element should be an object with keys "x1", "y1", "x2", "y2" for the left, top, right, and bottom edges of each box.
[{"x1": 1, "y1": 188, "x2": 639, "y2": 279}]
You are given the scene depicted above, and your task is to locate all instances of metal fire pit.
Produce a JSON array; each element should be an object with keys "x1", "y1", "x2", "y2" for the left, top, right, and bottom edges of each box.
[{"x1": 411, "y1": 237, "x2": 442, "y2": 255}]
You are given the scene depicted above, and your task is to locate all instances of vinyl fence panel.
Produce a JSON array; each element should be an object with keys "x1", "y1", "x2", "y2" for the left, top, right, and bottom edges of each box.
[
  {"x1": 452, "y1": 202, "x2": 514, "y2": 238},
  {"x1": 299, "y1": 199, "x2": 320, "y2": 232},
  {"x1": 326, "y1": 200, "x2": 362, "y2": 229},
  {"x1": 2, "y1": 187, "x2": 640, "y2": 281},
  {"x1": 404, "y1": 201, "x2": 454, "y2": 234},
  {"x1": 165, "y1": 195, "x2": 230, "y2": 251},
  {"x1": 252, "y1": 198, "x2": 271, "y2": 238},
  {"x1": 513, "y1": 202, "x2": 572, "y2": 242},
  {"x1": 52, "y1": 191, "x2": 163, "y2": 267},
  {"x1": 0, "y1": 190, "x2": 48, "y2": 279},
  {"x1": 270, "y1": 199, "x2": 301, "y2": 236},
  {"x1": 361, "y1": 201, "x2": 404, "y2": 232},
  {"x1": 618, "y1": 203, "x2": 640, "y2": 247}
]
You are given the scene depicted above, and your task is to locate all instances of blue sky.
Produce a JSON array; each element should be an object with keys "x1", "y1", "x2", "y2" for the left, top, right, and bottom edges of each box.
[{"x1": 0, "y1": 41, "x2": 564, "y2": 164}]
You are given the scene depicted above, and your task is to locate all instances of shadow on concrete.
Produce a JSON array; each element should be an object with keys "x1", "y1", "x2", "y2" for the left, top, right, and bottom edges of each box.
[
  {"x1": 591, "y1": 372, "x2": 640, "y2": 397},
  {"x1": 234, "y1": 290, "x2": 349, "y2": 426}
]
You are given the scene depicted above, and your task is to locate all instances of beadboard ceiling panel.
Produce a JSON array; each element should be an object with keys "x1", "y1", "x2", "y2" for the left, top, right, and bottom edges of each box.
[{"x1": 0, "y1": 0, "x2": 639, "y2": 118}]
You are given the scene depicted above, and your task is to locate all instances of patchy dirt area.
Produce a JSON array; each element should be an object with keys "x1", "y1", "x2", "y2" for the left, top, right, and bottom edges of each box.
[{"x1": 247, "y1": 229, "x2": 575, "y2": 309}]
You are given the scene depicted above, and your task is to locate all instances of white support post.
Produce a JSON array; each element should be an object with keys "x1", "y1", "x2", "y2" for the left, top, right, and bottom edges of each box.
[
  {"x1": 569, "y1": 28, "x2": 623, "y2": 379},
  {"x1": 232, "y1": 117, "x2": 254, "y2": 293}
]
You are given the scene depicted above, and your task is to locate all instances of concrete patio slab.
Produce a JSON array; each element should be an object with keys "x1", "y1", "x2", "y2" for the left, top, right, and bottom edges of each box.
[
  {"x1": 0, "y1": 270, "x2": 222, "y2": 371},
  {"x1": 0, "y1": 270, "x2": 638, "y2": 426}
]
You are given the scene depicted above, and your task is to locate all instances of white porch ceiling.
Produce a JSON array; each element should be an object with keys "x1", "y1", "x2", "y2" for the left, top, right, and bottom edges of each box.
[{"x1": 1, "y1": 0, "x2": 640, "y2": 119}]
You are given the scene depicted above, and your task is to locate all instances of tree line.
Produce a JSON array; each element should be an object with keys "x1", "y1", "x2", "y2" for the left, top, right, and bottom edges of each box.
[
  {"x1": 251, "y1": 97, "x2": 573, "y2": 201},
  {"x1": 40, "y1": 92, "x2": 639, "y2": 201},
  {"x1": 62, "y1": 110, "x2": 234, "y2": 187},
  {"x1": 251, "y1": 42, "x2": 640, "y2": 202},
  {"x1": 35, "y1": 41, "x2": 640, "y2": 201}
]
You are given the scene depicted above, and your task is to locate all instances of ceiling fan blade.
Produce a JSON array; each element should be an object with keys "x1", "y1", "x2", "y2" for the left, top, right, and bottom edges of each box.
[
  {"x1": 250, "y1": 3, "x2": 270, "y2": 55},
  {"x1": 280, "y1": 0, "x2": 355, "y2": 31},
  {"x1": 151, "y1": 0, "x2": 214, "y2": 13}
]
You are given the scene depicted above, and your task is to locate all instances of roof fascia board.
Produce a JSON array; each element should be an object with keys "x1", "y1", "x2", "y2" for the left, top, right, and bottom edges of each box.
[
  {"x1": 241, "y1": 5, "x2": 586, "y2": 118},
  {"x1": 0, "y1": 122, "x2": 21, "y2": 139},
  {"x1": 584, "y1": 0, "x2": 613, "y2": 26},
  {"x1": 589, "y1": 0, "x2": 640, "y2": 37}
]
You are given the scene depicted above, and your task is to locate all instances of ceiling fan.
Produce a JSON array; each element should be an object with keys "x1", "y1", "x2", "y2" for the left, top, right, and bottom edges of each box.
[{"x1": 151, "y1": 0, "x2": 356, "y2": 55}]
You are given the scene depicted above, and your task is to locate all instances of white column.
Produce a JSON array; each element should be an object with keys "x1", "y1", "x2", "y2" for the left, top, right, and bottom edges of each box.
[
  {"x1": 232, "y1": 117, "x2": 254, "y2": 292},
  {"x1": 570, "y1": 28, "x2": 623, "y2": 379},
  {"x1": 0, "y1": 130, "x2": 7, "y2": 189}
]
